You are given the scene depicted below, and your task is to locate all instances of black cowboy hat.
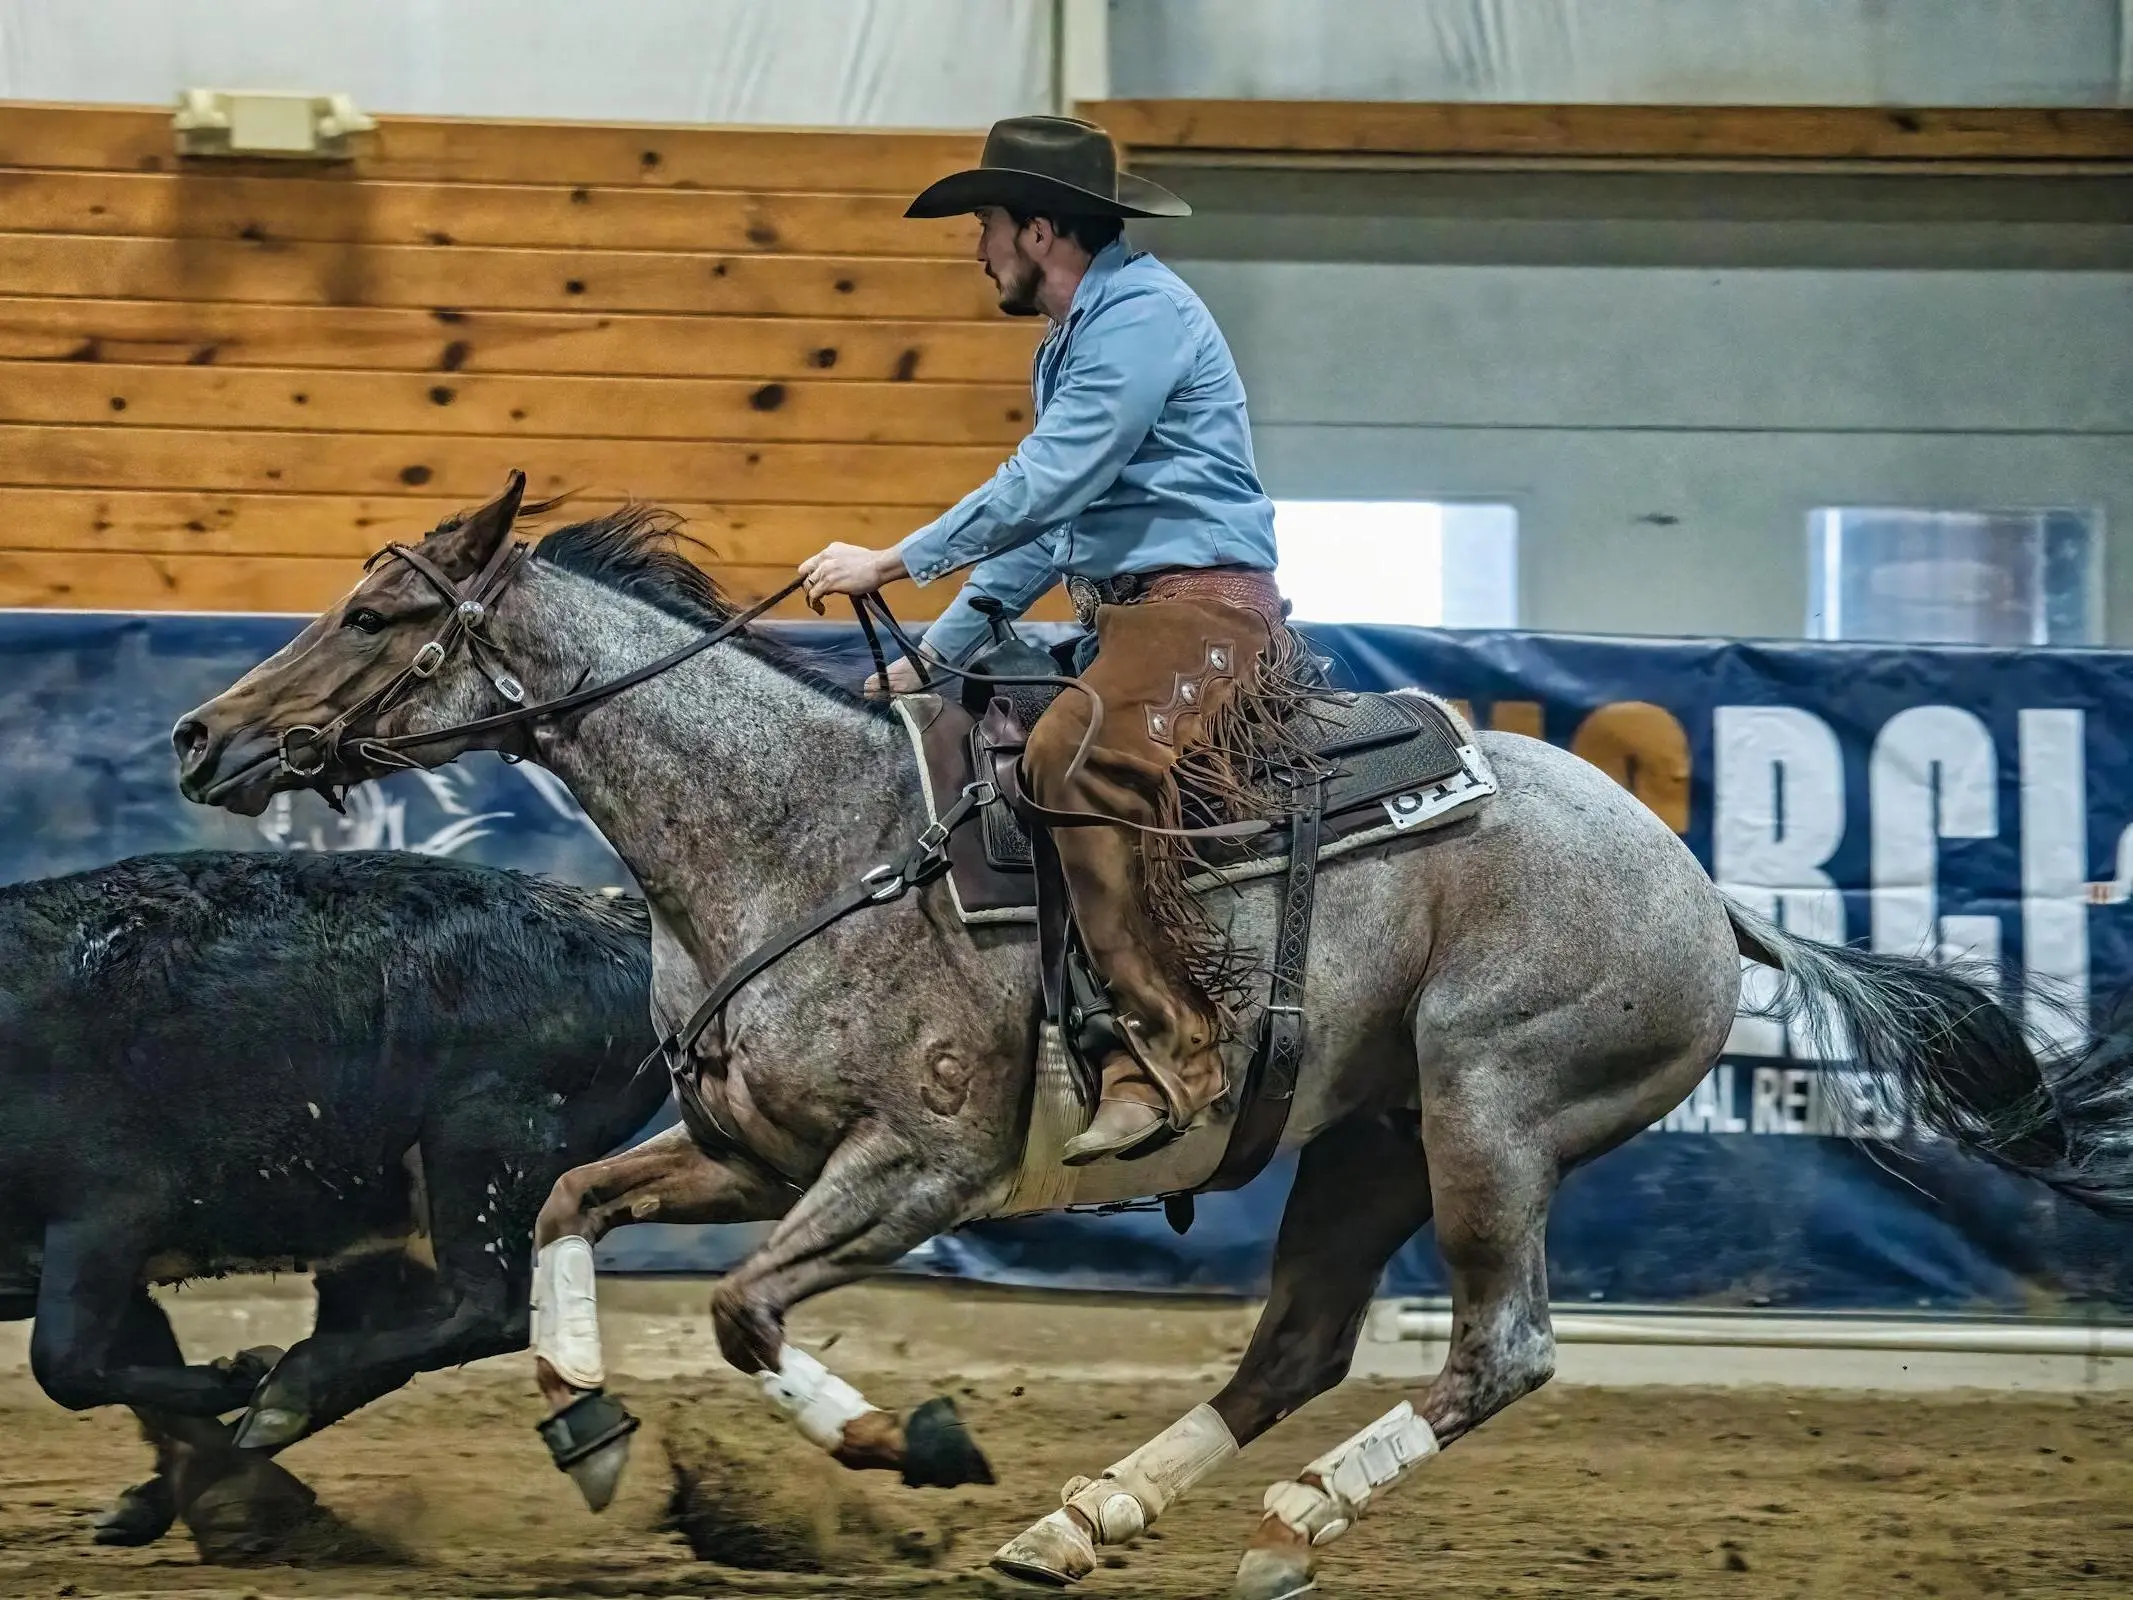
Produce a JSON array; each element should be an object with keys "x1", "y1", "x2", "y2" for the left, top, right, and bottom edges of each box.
[{"x1": 905, "y1": 114, "x2": 1189, "y2": 221}]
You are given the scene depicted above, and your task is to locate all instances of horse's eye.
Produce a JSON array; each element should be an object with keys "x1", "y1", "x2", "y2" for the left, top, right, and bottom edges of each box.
[{"x1": 344, "y1": 608, "x2": 388, "y2": 635}]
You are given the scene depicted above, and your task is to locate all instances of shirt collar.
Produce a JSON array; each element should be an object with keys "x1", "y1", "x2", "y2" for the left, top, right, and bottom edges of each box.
[{"x1": 1061, "y1": 235, "x2": 1131, "y2": 323}]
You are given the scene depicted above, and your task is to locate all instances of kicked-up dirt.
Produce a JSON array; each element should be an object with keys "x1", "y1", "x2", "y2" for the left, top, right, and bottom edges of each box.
[{"x1": 1, "y1": 1280, "x2": 2128, "y2": 1599}]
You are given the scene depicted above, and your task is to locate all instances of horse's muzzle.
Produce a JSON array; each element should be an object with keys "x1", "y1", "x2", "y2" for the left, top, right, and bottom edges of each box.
[{"x1": 173, "y1": 714, "x2": 282, "y2": 814}]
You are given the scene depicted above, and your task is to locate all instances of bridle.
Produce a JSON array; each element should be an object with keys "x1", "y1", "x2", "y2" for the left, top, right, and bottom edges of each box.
[{"x1": 275, "y1": 534, "x2": 804, "y2": 789}]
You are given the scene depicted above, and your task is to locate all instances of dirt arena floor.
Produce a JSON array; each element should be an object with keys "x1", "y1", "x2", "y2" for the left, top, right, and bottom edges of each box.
[{"x1": 3, "y1": 1279, "x2": 2129, "y2": 1599}]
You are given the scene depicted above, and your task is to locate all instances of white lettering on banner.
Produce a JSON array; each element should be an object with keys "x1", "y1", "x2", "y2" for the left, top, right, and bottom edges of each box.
[
  {"x1": 1749, "y1": 1067, "x2": 1815, "y2": 1134},
  {"x1": 1938, "y1": 914, "x2": 2003, "y2": 979},
  {"x1": 1661, "y1": 1063, "x2": 1913, "y2": 1141},
  {"x1": 1659, "y1": 1063, "x2": 1750, "y2": 1133},
  {"x1": 1869, "y1": 707, "x2": 1997, "y2": 962},
  {"x1": 2019, "y1": 710, "x2": 2090, "y2": 1053},
  {"x1": 1713, "y1": 706, "x2": 1846, "y2": 1058}
]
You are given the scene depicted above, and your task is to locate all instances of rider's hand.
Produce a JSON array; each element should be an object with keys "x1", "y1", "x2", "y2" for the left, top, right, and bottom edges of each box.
[
  {"x1": 797, "y1": 543, "x2": 905, "y2": 612},
  {"x1": 864, "y1": 654, "x2": 928, "y2": 698}
]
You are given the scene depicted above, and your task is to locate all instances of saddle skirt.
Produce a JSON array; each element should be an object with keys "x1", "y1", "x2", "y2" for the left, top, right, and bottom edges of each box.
[{"x1": 892, "y1": 687, "x2": 1497, "y2": 927}]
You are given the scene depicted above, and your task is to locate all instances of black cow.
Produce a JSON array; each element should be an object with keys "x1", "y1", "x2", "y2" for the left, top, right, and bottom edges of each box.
[{"x1": 0, "y1": 850, "x2": 663, "y2": 1555}]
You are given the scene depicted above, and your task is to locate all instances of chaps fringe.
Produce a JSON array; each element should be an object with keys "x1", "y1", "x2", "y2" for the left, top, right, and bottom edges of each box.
[{"x1": 1141, "y1": 623, "x2": 1331, "y2": 1041}]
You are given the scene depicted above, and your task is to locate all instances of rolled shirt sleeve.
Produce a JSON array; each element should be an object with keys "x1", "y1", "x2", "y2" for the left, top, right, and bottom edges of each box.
[
  {"x1": 918, "y1": 531, "x2": 1065, "y2": 664},
  {"x1": 897, "y1": 288, "x2": 1190, "y2": 586}
]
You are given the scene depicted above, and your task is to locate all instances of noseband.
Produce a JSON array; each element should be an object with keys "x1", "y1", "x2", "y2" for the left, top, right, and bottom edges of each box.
[{"x1": 278, "y1": 536, "x2": 803, "y2": 785}]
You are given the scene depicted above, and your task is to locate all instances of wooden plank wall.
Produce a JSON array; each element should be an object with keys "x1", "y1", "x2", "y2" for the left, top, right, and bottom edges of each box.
[
  {"x1": 0, "y1": 104, "x2": 1048, "y2": 617},
  {"x1": 1084, "y1": 100, "x2": 2133, "y2": 166}
]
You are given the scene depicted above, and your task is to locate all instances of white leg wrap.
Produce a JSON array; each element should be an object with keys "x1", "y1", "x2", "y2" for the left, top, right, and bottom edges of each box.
[
  {"x1": 1063, "y1": 1402, "x2": 1239, "y2": 1543},
  {"x1": 530, "y1": 1236, "x2": 605, "y2": 1390},
  {"x1": 994, "y1": 1403, "x2": 1240, "y2": 1584},
  {"x1": 759, "y1": 1344, "x2": 873, "y2": 1453},
  {"x1": 1262, "y1": 1401, "x2": 1438, "y2": 1546}
]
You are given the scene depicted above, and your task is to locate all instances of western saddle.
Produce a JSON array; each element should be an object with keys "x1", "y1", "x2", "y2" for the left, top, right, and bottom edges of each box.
[{"x1": 894, "y1": 607, "x2": 1496, "y2": 1222}]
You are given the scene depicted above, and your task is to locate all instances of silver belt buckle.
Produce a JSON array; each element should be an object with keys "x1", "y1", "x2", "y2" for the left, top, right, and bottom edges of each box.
[{"x1": 1066, "y1": 575, "x2": 1103, "y2": 628}]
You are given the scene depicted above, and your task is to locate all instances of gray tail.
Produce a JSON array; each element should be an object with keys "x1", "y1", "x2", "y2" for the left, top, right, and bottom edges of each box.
[{"x1": 1726, "y1": 899, "x2": 2133, "y2": 1218}]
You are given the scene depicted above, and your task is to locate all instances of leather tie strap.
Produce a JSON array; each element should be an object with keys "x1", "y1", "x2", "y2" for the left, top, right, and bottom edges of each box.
[{"x1": 1201, "y1": 774, "x2": 1324, "y2": 1194}]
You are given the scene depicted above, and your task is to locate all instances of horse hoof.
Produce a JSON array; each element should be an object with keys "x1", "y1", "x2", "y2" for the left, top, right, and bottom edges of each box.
[
  {"x1": 93, "y1": 1477, "x2": 176, "y2": 1546},
  {"x1": 538, "y1": 1390, "x2": 641, "y2": 1512},
  {"x1": 1234, "y1": 1543, "x2": 1318, "y2": 1600},
  {"x1": 566, "y1": 1435, "x2": 631, "y2": 1513},
  {"x1": 232, "y1": 1404, "x2": 308, "y2": 1451},
  {"x1": 901, "y1": 1396, "x2": 994, "y2": 1489},
  {"x1": 992, "y1": 1508, "x2": 1096, "y2": 1586}
]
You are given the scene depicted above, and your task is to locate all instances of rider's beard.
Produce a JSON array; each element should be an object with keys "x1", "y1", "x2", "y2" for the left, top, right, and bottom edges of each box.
[{"x1": 992, "y1": 250, "x2": 1044, "y2": 318}]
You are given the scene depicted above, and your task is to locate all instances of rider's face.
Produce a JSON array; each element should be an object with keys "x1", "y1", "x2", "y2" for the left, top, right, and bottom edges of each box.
[{"x1": 974, "y1": 207, "x2": 1043, "y2": 318}]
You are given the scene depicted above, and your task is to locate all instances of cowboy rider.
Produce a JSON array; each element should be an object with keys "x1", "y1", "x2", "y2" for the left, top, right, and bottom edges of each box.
[{"x1": 799, "y1": 115, "x2": 1296, "y2": 1165}]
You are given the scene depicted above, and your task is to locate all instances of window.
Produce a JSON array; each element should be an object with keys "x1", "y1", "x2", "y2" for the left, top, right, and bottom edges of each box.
[
  {"x1": 1273, "y1": 501, "x2": 1518, "y2": 627},
  {"x1": 1807, "y1": 507, "x2": 2100, "y2": 647}
]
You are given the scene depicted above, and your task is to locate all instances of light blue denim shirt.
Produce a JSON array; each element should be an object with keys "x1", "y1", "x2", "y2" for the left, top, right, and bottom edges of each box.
[{"x1": 897, "y1": 237, "x2": 1277, "y2": 664}]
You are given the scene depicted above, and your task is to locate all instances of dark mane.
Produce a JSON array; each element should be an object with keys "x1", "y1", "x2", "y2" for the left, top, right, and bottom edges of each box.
[{"x1": 531, "y1": 507, "x2": 886, "y2": 715}]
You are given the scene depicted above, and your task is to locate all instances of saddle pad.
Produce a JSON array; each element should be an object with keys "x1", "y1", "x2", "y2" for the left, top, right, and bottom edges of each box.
[
  {"x1": 1296, "y1": 689, "x2": 1471, "y2": 823},
  {"x1": 896, "y1": 690, "x2": 1496, "y2": 927}
]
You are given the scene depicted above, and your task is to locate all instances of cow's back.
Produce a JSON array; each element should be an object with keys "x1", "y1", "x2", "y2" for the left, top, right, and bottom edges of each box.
[{"x1": 0, "y1": 851, "x2": 654, "y2": 1275}]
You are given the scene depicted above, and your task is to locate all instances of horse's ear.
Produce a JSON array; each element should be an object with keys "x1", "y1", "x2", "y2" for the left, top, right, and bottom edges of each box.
[{"x1": 423, "y1": 470, "x2": 527, "y2": 578}]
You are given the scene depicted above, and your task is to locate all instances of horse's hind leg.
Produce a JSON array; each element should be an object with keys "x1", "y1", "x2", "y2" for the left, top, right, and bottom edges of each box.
[
  {"x1": 993, "y1": 1109, "x2": 1434, "y2": 1585},
  {"x1": 1234, "y1": 1109, "x2": 1558, "y2": 1600}
]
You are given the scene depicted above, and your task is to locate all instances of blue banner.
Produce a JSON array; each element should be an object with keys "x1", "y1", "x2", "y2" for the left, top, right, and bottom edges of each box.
[{"x1": 4, "y1": 610, "x2": 2128, "y2": 1311}]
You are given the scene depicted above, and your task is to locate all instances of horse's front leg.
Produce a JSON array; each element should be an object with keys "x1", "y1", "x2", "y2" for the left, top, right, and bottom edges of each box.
[
  {"x1": 532, "y1": 1124, "x2": 789, "y2": 1510},
  {"x1": 709, "y1": 1122, "x2": 996, "y2": 1490}
]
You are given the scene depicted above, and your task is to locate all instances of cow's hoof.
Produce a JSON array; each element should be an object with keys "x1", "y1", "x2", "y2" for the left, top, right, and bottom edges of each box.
[
  {"x1": 537, "y1": 1390, "x2": 639, "y2": 1512},
  {"x1": 93, "y1": 1476, "x2": 176, "y2": 1546},
  {"x1": 231, "y1": 1347, "x2": 308, "y2": 1449},
  {"x1": 992, "y1": 1508, "x2": 1096, "y2": 1586},
  {"x1": 181, "y1": 1457, "x2": 316, "y2": 1564},
  {"x1": 901, "y1": 1396, "x2": 994, "y2": 1488},
  {"x1": 232, "y1": 1403, "x2": 308, "y2": 1451},
  {"x1": 216, "y1": 1345, "x2": 285, "y2": 1391}
]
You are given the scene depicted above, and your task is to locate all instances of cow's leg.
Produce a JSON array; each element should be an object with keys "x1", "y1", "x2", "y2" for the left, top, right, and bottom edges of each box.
[
  {"x1": 92, "y1": 1295, "x2": 196, "y2": 1547},
  {"x1": 230, "y1": 1252, "x2": 456, "y2": 1452},
  {"x1": 529, "y1": 1123, "x2": 791, "y2": 1510},
  {"x1": 1233, "y1": 1121, "x2": 1559, "y2": 1599},
  {"x1": 706, "y1": 1125, "x2": 994, "y2": 1490},
  {"x1": 994, "y1": 1111, "x2": 1434, "y2": 1585},
  {"x1": 30, "y1": 1215, "x2": 270, "y2": 1415},
  {"x1": 101, "y1": 1413, "x2": 183, "y2": 1547},
  {"x1": 73, "y1": 1292, "x2": 317, "y2": 1562},
  {"x1": 234, "y1": 1097, "x2": 610, "y2": 1453}
]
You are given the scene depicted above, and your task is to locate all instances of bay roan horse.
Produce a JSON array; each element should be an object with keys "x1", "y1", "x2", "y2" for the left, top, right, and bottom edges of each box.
[{"x1": 173, "y1": 477, "x2": 2133, "y2": 1598}]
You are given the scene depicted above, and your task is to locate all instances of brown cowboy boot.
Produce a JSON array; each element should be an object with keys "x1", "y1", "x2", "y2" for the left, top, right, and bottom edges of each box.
[
  {"x1": 1061, "y1": 1049, "x2": 1171, "y2": 1166},
  {"x1": 1059, "y1": 978, "x2": 1225, "y2": 1165},
  {"x1": 1059, "y1": 985, "x2": 1229, "y2": 1165}
]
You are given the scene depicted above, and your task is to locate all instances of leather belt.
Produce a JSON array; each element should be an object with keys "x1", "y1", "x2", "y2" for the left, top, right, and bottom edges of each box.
[{"x1": 1065, "y1": 565, "x2": 1281, "y2": 629}]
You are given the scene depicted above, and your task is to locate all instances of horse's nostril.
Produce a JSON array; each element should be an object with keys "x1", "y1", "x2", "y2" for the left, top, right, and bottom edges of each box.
[{"x1": 173, "y1": 718, "x2": 210, "y2": 769}]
